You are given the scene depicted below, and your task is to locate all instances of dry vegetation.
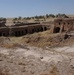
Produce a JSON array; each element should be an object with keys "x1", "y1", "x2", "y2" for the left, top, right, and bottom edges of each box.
[{"x1": 0, "y1": 30, "x2": 74, "y2": 49}]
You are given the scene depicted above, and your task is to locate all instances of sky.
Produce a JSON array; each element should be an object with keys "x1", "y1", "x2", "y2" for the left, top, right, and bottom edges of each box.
[{"x1": 0, "y1": 0, "x2": 74, "y2": 18}]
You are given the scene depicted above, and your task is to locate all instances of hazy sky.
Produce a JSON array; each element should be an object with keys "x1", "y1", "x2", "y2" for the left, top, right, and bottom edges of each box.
[{"x1": 0, "y1": 0, "x2": 74, "y2": 17}]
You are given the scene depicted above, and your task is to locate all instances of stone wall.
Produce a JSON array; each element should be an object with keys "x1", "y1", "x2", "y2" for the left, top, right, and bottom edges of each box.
[{"x1": 0, "y1": 23, "x2": 50, "y2": 37}]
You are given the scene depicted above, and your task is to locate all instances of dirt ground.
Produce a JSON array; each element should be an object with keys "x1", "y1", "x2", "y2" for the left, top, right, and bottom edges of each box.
[{"x1": 0, "y1": 45, "x2": 74, "y2": 75}]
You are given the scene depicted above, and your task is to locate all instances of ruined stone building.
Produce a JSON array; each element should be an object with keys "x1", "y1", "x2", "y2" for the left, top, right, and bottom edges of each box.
[
  {"x1": 0, "y1": 18, "x2": 74, "y2": 37},
  {"x1": 53, "y1": 18, "x2": 74, "y2": 33}
]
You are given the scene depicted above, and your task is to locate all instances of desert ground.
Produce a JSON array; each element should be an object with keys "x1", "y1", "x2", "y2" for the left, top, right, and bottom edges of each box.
[{"x1": 0, "y1": 45, "x2": 74, "y2": 75}]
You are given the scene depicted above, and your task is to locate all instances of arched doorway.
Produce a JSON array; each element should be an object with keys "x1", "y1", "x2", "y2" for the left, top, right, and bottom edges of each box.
[
  {"x1": 44, "y1": 27, "x2": 47, "y2": 31},
  {"x1": 0, "y1": 33, "x2": 1, "y2": 36},
  {"x1": 32, "y1": 29, "x2": 35, "y2": 33},
  {"x1": 25, "y1": 29, "x2": 28, "y2": 34},
  {"x1": 54, "y1": 27, "x2": 60, "y2": 33},
  {"x1": 2, "y1": 32, "x2": 6, "y2": 36},
  {"x1": 40, "y1": 27, "x2": 43, "y2": 31}
]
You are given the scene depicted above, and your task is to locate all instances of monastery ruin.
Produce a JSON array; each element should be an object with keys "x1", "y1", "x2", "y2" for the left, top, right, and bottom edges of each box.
[{"x1": 0, "y1": 18, "x2": 74, "y2": 37}]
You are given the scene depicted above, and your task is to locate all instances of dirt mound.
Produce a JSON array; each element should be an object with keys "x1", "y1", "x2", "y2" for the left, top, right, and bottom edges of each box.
[{"x1": 20, "y1": 31, "x2": 74, "y2": 48}]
